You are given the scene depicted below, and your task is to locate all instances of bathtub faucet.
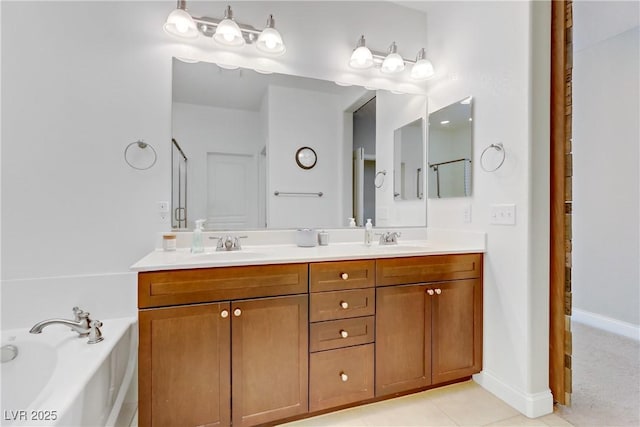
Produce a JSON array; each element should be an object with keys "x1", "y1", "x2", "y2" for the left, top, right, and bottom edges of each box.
[{"x1": 29, "y1": 307, "x2": 104, "y2": 344}]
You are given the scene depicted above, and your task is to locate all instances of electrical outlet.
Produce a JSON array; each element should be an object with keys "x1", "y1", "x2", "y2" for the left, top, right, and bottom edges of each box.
[
  {"x1": 157, "y1": 201, "x2": 170, "y2": 221},
  {"x1": 490, "y1": 204, "x2": 516, "y2": 225},
  {"x1": 463, "y1": 204, "x2": 472, "y2": 223},
  {"x1": 157, "y1": 201, "x2": 170, "y2": 213}
]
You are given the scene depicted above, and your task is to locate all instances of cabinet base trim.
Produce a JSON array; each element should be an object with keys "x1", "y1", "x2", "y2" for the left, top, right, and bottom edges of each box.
[{"x1": 473, "y1": 371, "x2": 553, "y2": 418}]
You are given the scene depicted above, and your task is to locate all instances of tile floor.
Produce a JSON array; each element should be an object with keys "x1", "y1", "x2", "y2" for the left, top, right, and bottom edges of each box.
[{"x1": 125, "y1": 381, "x2": 573, "y2": 427}]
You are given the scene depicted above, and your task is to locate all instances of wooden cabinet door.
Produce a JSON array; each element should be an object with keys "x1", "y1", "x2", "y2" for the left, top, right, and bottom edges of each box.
[
  {"x1": 231, "y1": 295, "x2": 309, "y2": 427},
  {"x1": 139, "y1": 303, "x2": 231, "y2": 427},
  {"x1": 375, "y1": 284, "x2": 432, "y2": 396},
  {"x1": 431, "y1": 279, "x2": 482, "y2": 384}
]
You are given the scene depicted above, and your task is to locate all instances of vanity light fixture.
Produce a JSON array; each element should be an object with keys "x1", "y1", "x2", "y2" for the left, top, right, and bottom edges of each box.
[
  {"x1": 163, "y1": 2, "x2": 286, "y2": 56},
  {"x1": 348, "y1": 35, "x2": 435, "y2": 80}
]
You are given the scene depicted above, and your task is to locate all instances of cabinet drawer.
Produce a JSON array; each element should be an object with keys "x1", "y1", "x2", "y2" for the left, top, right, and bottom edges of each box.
[
  {"x1": 310, "y1": 316, "x2": 375, "y2": 352},
  {"x1": 376, "y1": 254, "x2": 482, "y2": 286},
  {"x1": 310, "y1": 260, "x2": 375, "y2": 292},
  {"x1": 138, "y1": 263, "x2": 308, "y2": 308},
  {"x1": 310, "y1": 288, "x2": 375, "y2": 322},
  {"x1": 309, "y1": 344, "x2": 374, "y2": 412}
]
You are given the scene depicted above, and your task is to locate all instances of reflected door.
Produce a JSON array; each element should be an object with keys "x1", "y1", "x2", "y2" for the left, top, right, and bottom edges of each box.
[
  {"x1": 207, "y1": 152, "x2": 258, "y2": 229},
  {"x1": 353, "y1": 148, "x2": 364, "y2": 226}
]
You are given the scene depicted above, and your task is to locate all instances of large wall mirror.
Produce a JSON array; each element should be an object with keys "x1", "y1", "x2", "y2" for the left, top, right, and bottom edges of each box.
[
  {"x1": 427, "y1": 96, "x2": 473, "y2": 198},
  {"x1": 171, "y1": 58, "x2": 427, "y2": 230}
]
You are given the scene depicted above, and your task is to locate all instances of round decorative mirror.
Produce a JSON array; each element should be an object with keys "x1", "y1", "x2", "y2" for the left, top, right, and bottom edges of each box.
[{"x1": 295, "y1": 146, "x2": 317, "y2": 169}]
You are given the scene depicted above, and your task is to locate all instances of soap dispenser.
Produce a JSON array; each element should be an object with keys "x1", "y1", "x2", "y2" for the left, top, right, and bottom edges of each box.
[
  {"x1": 191, "y1": 219, "x2": 205, "y2": 253},
  {"x1": 364, "y1": 218, "x2": 373, "y2": 246}
]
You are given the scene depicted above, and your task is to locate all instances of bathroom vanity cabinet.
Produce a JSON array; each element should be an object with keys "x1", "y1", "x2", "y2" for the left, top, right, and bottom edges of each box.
[
  {"x1": 137, "y1": 253, "x2": 483, "y2": 427},
  {"x1": 138, "y1": 264, "x2": 309, "y2": 427},
  {"x1": 375, "y1": 255, "x2": 483, "y2": 396}
]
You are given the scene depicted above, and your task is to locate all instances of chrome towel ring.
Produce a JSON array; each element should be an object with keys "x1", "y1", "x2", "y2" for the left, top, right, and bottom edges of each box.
[
  {"x1": 124, "y1": 140, "x2": 157, "y2": 170},
  {"x1": 374, "y1": 170, "x2": 387, "y2": 188},
  {"x1": 480, "y1": 143, "x2": 505, "y2": 172}
]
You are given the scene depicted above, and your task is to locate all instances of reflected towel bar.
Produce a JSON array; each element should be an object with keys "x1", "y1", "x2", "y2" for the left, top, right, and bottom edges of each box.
[{"x1": 274, "y1": 191, "x2": 323, "y2": 197}]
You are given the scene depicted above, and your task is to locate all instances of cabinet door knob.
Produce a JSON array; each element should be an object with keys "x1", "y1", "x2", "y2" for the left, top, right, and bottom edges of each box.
[
  {"x1": 340, "y1": 372, "x2": 349, "y2": 382},
  {"x1": 340, "y1": 330, "x2": 349, "y2": 338},
  {"x1": 340, "y1": 301, "x2": 349, "y2": 309},
  {"x1": 341, "y1": 273, "x2": 349, "y2": 280},
  {"x1": 435, "y1": 288, "x2": 442, "y2": 295},
  {"x1": 220, "y1": 310, "x2": 229, "y2": 318},
  {"x1": 427, "y1": 289, "x2": 435, "y2": 296},
  {"x1": 233, "y1": 308, "x2": 242, "y2": 317}
]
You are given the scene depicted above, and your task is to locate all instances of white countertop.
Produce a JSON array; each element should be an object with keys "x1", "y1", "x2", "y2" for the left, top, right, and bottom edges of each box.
[{"x1": 130, "y1": 228, "x2": 486, "y2": 272}]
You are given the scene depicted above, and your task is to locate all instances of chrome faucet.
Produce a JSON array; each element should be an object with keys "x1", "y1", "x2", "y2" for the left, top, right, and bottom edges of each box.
[
  {"x1": 210, "y1": 235, "x2": 247, "y2": 251},
  {"x1": 29, "y1": 307, "x2": 104, "y2": 344},
  {"x1": 378, "y1": 231, "x2": 401, "y2": 245}
]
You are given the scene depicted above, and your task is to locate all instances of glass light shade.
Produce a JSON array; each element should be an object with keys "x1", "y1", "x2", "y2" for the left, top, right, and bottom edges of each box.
[
  {"x1": 163, "y1": 8, "x2": 199, "y2": 39},
  {"x1": 349, "y1": 46, "x2": 374, "y2": 69},
  {"x1": 410, "y1": 58, "x2": 435, "y2": 80},
  {"x1": 381, "y1": 53, "x2": 405, "y2": 74},
  {"x1": 257, "y1": 28, "x2": 286, "y2": 55},
  {"x1": 214, "y1": 18, "x2": 245, "y2": 46}
]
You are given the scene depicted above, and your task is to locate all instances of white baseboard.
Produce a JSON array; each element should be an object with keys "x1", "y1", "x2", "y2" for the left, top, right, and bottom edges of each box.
[
  {"x1": 473, "y1": 371, "x2": 553, "y2": 418},
  {"x1": 572, "y1": 308, "x2": 640, "y2": 341}
]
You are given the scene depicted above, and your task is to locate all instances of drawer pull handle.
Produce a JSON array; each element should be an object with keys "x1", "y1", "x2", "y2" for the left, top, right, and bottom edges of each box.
[
  {"x1": 435, "y1": 288, "x2": 442, "y2": 295},
  {"x1": 233, "y1": 308, "x2": 242, "y2": 317},
  {"x1": 427, "y1": 289, "x2": 435, "y2": 296},
  {"x1": 340, "y1": 301, "x2": 349, "y2": 309},
  {"x1": 220, "y1": 310, "x2": 229, "y2": 318},
  {"x1": 341, "y1": 273, "x2": 349, "y2": 280},
  {"x1": 340, "y1": 372, "x2": 349, "y2": 382},
  {"x1": 340, "y1": 330, "x2": 349, "y2": 338}
]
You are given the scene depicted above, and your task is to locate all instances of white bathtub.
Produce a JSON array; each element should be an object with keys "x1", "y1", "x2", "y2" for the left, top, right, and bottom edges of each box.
[{"x1": 1, "y1": 317, "x2": 137, "y2": 427}]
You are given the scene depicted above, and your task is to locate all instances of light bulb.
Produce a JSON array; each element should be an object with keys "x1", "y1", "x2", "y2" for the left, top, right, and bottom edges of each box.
[
  {"x1": 410, "y1": 48, "x2": 435, "y2": 80},
  {"x1": 257, "y1": 18, "x2": 286, "y2": 56},
  {"x1": 381, "y1": 42, "x2": 405, "y2": 74},
  {"x1": 349, "y1": 35, "x2": 373, "y2": 69},
  {"x1": 213, "y1": 6, "x2": 245, "y2": 47},
  {"x1": 163, "y1": 8, "x2": 198, "y2": 39}
]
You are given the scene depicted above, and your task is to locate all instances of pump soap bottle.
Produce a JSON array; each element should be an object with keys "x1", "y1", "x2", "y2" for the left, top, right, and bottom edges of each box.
[
  {"x1": 191, "y1": 219, "x2": 205, "y2": 253},
  {"x1": 364, "y1": 218, "x2": 373, "y2": 246}
]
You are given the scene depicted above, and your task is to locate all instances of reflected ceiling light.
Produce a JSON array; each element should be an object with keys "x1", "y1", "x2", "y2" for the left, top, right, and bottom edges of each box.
[
  {"x1": 335, "y1": 81, "x2": 353, "y2": 87},
  {"x1": 163, "y1": 2, "x2": 286, "y2": 58},
  {"x1": 254, "y1": 69, "x2": 274, "y2": 75},
  {"x1": 349, "y1": 35, "x2": 374, "y2": 69},
  {"x1": 214, "y1": 6, "x2": 245, "y2": 46},
  {"x1": 410, "y1": 48, "x2": 435, "y2": 80},
  {"x1": 381, "y1": 42, "x2": 405, "y2": 74},
  {"x1": 440, "y1": 120, "x2": 450, "y2": 125},
  {"x1": 347, "y1": 35, "x2": 435, "y2": 81},
  {"x1": 460, "y1": 96, "x2": 473, "y2": 105},
  {"x1": 163, "y1": 1, "x2": 198, "y2": 39},
  {"x1": 256, "y1": 15, "x2": 286, "y2": 55}
]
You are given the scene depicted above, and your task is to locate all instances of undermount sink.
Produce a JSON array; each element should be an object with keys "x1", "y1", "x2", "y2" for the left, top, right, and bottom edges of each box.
[
  {"x1": 191, "y1": 251, "x2": 266, "y2": 259},
  {"x1": 370, "y1": 245, "x2": 429, "y2": 251}
]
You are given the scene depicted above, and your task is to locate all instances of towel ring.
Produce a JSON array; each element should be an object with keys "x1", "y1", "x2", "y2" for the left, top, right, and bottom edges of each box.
[
  {"x1": 480, "y1": 143, "x2": 505, "y2": 172},
  {"x1": 124, "y1": 140, "x2": 157, "y2": 170},
  {"x1": 374, "y1": 170, "x2": 387, "y2": 188}
]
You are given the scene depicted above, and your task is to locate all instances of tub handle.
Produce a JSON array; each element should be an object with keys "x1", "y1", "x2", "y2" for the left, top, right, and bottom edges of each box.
[{"x1": 88, "y1": 320, "x2": 104, "y2": 344}]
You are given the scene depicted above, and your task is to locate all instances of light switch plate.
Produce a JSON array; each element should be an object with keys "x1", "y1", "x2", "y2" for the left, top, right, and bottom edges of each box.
[
  {"x1": 490, "y1": 204, "x2": 516, "y2": 225},
  {"x1": 463, "y1": 204, "x2": 472, "y2": 223}
]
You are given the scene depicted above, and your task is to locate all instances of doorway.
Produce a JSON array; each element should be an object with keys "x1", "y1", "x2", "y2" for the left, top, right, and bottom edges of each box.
[{"x1": 352, "y1": 96, "x2": 377, "y2": 226}]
